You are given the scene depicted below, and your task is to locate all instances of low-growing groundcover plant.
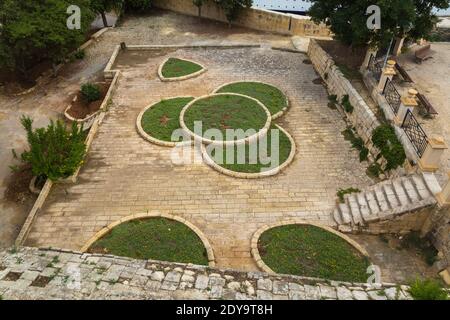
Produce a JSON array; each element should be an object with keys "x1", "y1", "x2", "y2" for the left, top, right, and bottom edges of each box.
[
  {"x1": 409, "y1": 278, "x2": 448, "y2": 300},
  {"x1": 258, "y1": 224, "x2": 371, "y2": 282},
  {"x1": 89, "y1": 218, "x2": 209, "y2": 265},
  {"x1": 20, "y1": 116, "x2": 86, "y2": 181}
]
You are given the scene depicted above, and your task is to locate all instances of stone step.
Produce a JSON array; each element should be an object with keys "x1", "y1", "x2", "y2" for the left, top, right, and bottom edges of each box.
[
  {"x1": 332, "y1": 208, "x2": 343, "y2": 225},
  {"x1": 392, "y1": 179, "x2": 410, "y2": 206},
  {"x1": 382, "y1": 184, "x2": 400, "y2": 208},
  {"x1": 362, "y1": 191, "x2": 380, "y2": 222},
  {"x1": 338, "y1": 203, "x2": 353, "y2": 225},
  {"x1": 422, "y1": 172, "x2": 442, "y2": 195},
  {"x1": 411, "y1": 175, "x2": 432, "y2": 200},
  {"x1": 374, "y1": 186, "x2": 390, "y2": 212},
  {"x1": 347, "y1": 195, "x2": 363, "y2": 226},
  {"x1": 401, "y1": 178, "x2": 420, "y2": 202},
  {"x1": 356, "y1": 193, "x2": 371, "y2": 222}
]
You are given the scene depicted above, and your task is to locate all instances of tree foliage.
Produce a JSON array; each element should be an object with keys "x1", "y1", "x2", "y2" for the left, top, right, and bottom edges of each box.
[
  {"x1": 90, "y1": 0, "x2": 124, "y2": 26},
  {"x1": 214, "y1": 0, "x2": 253, "y2": 25},
  {"x1": 0, "y1": 0, "x2": 95, "y2": 75},
  {"x1": 20, "y1": 116, "x2": 86, "y2": 181},
  {"x1": 308, "y1": 0, "x2": 450, "y2": 48}
]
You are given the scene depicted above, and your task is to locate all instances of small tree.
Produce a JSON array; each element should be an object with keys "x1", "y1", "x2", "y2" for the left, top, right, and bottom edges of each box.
[
  {"x1": 308, "y1": 0, "x2": 450, "y2": 48},
  {"x1": 215, "y1": 0, "x2": 253, "y2": 27},
  {"x1": 81, "y1": 83, "x2": 101, "y2": 102},
  {"x1": 193, "y1": 0, "x2": 205, "y2": 16},
  {"x1": 91, "y1": 0, "x2": 124, "y2": 27},
  {"x1": 20, "y1": 116, "x2": 86, "y2": 181}
]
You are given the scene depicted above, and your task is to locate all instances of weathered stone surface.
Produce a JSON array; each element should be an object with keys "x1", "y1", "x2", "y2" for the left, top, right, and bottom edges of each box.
[{"x1": 0, "y1": 248, "x2": 420, "y2": 300}]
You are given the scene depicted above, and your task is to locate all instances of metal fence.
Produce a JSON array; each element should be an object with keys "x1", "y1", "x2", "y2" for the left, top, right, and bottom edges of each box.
[
  {"x1": 401, "y1": 110, "x2": 429, "y2": 158},
  {"x1": 367, "y1": 54, "x2": 383, "y2": 81},
  {"x1": 382, "y1": 78, "x2": 401, "y2": 115}
]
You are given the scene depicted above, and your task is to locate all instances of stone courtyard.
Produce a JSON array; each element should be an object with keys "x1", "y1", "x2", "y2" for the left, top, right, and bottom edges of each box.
[{"x1": 25, "y1": 44, "x2": 374, "y2": 271}]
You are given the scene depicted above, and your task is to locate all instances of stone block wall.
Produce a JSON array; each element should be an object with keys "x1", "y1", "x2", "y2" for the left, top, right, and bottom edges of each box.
[
  {"x1": 151, "y1": 0, "x2": 331, "y2": 37},
  {"x1": 0, "y1": 247, "x2": 414, "y2": 300},
  {"x1": 308, "y1": 39, "x2": 380, "y2": 144}
]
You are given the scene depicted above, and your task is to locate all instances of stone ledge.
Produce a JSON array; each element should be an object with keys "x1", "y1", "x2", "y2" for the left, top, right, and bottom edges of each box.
[{"x1": 0, "y1": 247, "x2": 419, "y2": 300}]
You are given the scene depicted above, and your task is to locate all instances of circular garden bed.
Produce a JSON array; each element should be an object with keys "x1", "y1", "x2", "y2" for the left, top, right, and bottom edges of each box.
[
  {"x1": 158, "y1": 57, "x2": 206, "y2": 81},
  {"x1": 180, "y1": 93, "x2": 271, "y2": 145},
  {"x1": 202, "y1": 124, "x2": 295, "y2": 178},
  {"x1": 88, "y1": 217, "x2": 209, "y2": 265},
  {"x1": 215, "y1": 81, "x2": 289, "y2": 119},
  {"x1": 137, "y1": 97, "x2": 194, "y2": 146},
  {"x1": 255, "y1": 223, "x2": 370, "y2": 282}
]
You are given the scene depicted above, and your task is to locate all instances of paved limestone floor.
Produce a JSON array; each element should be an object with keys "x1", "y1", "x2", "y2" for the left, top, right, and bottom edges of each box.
[
  {"x1": 0, "y1": 9, "x2": 309, "y2": 247},
  {"x1": 397, "y1": 43, "x2": 450, "y2": 183},
  {"x1": 25, "y1": 46, "x2": 374, "y2": 271}
]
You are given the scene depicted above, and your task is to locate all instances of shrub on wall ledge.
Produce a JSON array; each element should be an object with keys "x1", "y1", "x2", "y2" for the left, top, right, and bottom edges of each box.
[
  {"x1": 20, "y1": 116, "x2": 86, "y2": 181},
  {"x1": 372, "y1": 124, "x2": 406, "y2": 171},
  {"x1": 214, "y1": 0, "x2": 253, "y2": 26}
]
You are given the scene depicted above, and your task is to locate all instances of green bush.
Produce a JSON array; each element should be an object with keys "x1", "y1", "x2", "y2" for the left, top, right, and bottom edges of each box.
[
  {"x1": 81, "y1": 83, "x2": 101, "y2": 103},
  {"x1": 337, "y1": 187, "x2": 361, "y2": 203},
  {"x1": 342, "y1": 127, "x2": 369, "y2": 162},
  {"x1": 366, "y1": 163, "x2": 382, "y2": 178},
  {"x1": 372, "y1": 124, "x2": 406, "y2": 170},
  {"x1": 341, "y1": 95, "x2": 354, "y2": 113},
  {"x1": 20, "y1": 116, "x2": 86, "y2": 181},
  {"x1": 409, "y1": 278, "x2": 448, "y2": 300}
]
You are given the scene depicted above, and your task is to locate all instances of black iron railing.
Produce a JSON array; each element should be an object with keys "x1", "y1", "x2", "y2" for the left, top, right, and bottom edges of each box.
[
  {"x1": 368, "y1": 54, "x2": 383, "y2": 81},
  {"x1": 401, "y1": 110, "x2": 429, "y2": 158},
  {"x1": 382, "y1": 78, "x2": 401, "y2": 115}
]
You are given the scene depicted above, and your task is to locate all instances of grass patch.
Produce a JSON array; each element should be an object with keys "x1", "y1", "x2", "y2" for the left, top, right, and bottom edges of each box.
[
  {"x1": 183, "y1": 94, "x2": 268, "y2": 140},
  {"x1": 141, "y1": 97, "x2": 194, "y2": 142},
  {"x1": 161, "y1": 58, "x2": 203, "y2": 79},
  {"x1": 258, "y1": 224, "x2": 370, "y2": 282},
  {"x1": 216, "y1": 82, "x2": 288, "y2": 116},
  {"x1": 88, "y1": 218, "x2": 209, "y2": 265},
  {"x1": 207, "y1": 125, "x2": 292, "y2": 173}
]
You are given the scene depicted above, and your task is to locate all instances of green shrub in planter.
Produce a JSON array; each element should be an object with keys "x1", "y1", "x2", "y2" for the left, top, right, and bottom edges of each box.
[
  {"x1": 372, "y1": 124, "x2": 406, "y2": 170},
  {"x1": 409, "y1": 278, "x2": 448, "y2": 300},
  {"x1": 81, "y1": 83, "x2": 101, "y2": 102},
  {"x1": 20, "y1": 116, "x2": 86, "y2": 181}
]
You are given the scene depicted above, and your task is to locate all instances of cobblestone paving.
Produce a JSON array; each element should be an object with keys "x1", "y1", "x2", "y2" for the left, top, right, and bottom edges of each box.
[
  {"x1": 0, "y1": 247, "x2": 413, "y2": 300},
  {"x1": 0, "y1": 9, "x2": 294, "y2": 247},
  {"x1": 26, "y1": 45, "x2": 373, "y2": 271}
]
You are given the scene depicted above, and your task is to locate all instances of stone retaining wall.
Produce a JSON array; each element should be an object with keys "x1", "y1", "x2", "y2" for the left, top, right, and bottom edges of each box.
[
  {"x1": 152, "y1": 0, "x2": 331, "y2": 37},
  {"x1": 307, "y1": 40, "x2": 380, "y2": 146},
  {"x1": 0, "y1": 247, "x2": 415, "y2": 300}
]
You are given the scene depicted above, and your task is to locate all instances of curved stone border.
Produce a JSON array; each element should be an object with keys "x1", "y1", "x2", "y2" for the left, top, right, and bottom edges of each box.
[
  {"x1": 180, "y1": 93, "x2": 272, "y2": 147},
  {"x1": 136, "y1": 96, "x2": 194, "y2": 147},
  {"x1": 201, "y1": 124, "x2": 296, "y2": 179},
  {"x1": 251, "y1": 220, "x2": 370, "y2": 274},
  {"x1": 80, "y1": 212, "x2": 216, "y2": 267},
  {"x1": 158, "y1": 57, "x2": 207, "y2": 82},
  {"x1": 213, "y1": 80, "x2": 290, "y2": 120}
]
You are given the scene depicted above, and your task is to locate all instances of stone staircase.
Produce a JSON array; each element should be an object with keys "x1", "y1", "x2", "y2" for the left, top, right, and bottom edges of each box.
[{"x1": 332, "y1": 173, "x2": 442, "y2": 231}]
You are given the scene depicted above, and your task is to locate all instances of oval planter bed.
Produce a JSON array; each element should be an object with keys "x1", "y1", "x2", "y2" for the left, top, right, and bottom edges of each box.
[
  {"x1": 64, "y1": 81, "x2": 111, "y2": 130},
  {"x1": 158, "y1": 57, "x2": 207, "y2": 82},
  {"x1": 214, "y1": 81, "x2": 289, "y2": 119},
  {"x1": 136, "y1": 97, "x2": 195, "y2": 147},
  {"x1": 252, "y1": 222, "x2": 371, "y2": 282},
  {"x1": 86, "y1": 216, "x2": 211, "y2": 266},
  {"x1": 180, "y1": 93, "x2": 272, "y2": 146},
  {"x1": 201, "y1": 124, "x2": 295, "y2": 178}
]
